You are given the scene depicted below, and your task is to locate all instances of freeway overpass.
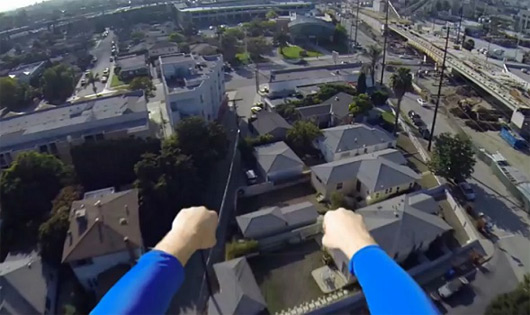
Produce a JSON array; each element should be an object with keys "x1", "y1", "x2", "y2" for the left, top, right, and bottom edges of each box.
[{"x1": 388, "y1": 25, "x2": 529, "y2": 114}]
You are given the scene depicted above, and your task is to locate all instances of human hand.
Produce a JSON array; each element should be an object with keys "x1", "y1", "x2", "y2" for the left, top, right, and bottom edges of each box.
[
  {"x1": 154, "y1": 206, "x2": 218, "y2": 265},
  {"x1": 322, "y1": 208, "x2": 377, "y2": 259}
]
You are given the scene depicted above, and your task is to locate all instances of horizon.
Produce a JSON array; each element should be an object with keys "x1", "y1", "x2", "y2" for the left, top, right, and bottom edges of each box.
[{"x1": 0, "y1": 0, "x2": 52, "y2": 13}]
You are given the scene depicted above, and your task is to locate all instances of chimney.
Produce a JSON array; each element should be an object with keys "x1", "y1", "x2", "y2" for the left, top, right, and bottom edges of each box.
[
  {"x1": 335, "y1": 96, "x2": 339, "y2": 101},
  {"x1": 124, "y1": 236, "x2": 136, "y2": 263},
  {"x1": 124, "y1": 205, "x2": 129, "y2": 216}
]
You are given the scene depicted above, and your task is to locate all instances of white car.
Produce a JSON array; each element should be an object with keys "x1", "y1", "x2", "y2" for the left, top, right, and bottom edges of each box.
[
  {"x1": 103, "y1": 68, "x2": 110, "y2": 75},
  {"x1": 101, "y1": 76, "x2": 108, "y2": 84},
  {"x1": 417, "y1": 98, "x2": 427, "y2": 106},
  {"x1": 209, "y1": 25, "x2": 214, "y2": 30},
  {"x1": 250, "y1": 106, "x2": 263, "y2": 114},
  {"x1": 245, "y1": 170, "x2": 257, "y2": 185},
  {"x1": 457, "y1": 181, "x2": 475, "y2": 201},
  {"x1": 431, "y1": 277, "x2": 469, "y2": 300}
]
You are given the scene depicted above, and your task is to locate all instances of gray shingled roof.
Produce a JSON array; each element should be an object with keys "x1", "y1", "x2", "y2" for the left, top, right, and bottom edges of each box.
[
  {"x1": 319, "y1": 124, "x2": 394, "y2": 153},
  {"x1": 368, "y1": 148, "x2": 408, "y2": 165},
  {"x1": 116, "y1": 54, "x2": 147, "y2": 72},
  {"x1": 254, "y1": 141, "x2": 304, "y2": 174},
  {"x1": 208, "y1": 257, "x2": 266, "y2": 315},
  {"x1": 251, "y1": 110, "x2": 292, "y2": 136},
  {"x1": 0, "y1": 252, "x2": 56, "y2": 314},
  {"x1": 297, "y1": 103, "x2": 332, "y2": 119},
  {"x1": 320, "y1": 92, "x2": 355, "y2": 119},
  {"x1": 236, "y1": 201, "x2": 318, "y2": 238},
  {"x1": 311, "y1": 154, "x2": 420, "y2": 191},
  {"x1": 357, "y1": 193, "x2": 452, "y2": 257}
]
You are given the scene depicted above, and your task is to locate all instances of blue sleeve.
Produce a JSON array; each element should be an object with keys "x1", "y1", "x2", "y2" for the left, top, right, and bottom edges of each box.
[
  {"x1": 350, "y1": 245, "x2": 438, "y2": 315},
  {"x1": 92, "y1": 250, "x2": 185, "y2": 315}
]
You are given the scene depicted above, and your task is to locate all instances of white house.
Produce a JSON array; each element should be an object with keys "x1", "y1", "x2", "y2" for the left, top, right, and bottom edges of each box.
[
  {"x1": 62, "y1": 189, "x2": 143, "y2": 291},
  {"x1": 315, "y1": 124, "x2": 396, "y2": 162},
  {"x1": 160, "y1": 53, "x2": 226, "y2": 127},
  {"x1": 254, "y1": 141, "x2": 305, "y2": 183}
]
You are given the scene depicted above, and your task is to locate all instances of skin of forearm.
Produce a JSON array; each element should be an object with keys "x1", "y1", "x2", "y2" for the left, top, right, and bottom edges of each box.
[{"x1": 154, "y1": 230, "x2": 195, "y2": 265}]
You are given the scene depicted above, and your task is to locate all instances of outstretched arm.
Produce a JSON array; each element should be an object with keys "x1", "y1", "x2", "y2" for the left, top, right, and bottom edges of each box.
[
  {"x1": 92, "y1": 207, "x2": 218, "y2": 315},
  {"x1": 323, "y1": 208, "x2": 438, "y2": 315}
]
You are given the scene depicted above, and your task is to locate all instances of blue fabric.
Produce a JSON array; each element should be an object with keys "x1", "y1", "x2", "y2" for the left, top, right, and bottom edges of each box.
[
  {"x1": 350, "y1": 245, "x2": 439, "y2": 315},
  {"x1": 92, "y1": 250, "x2": 184, "y2": 315}
]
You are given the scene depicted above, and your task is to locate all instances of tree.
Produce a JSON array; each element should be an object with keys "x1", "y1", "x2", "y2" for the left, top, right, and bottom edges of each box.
[
  {"x1": 41, "y1": 64, "x2": 76, "y2": 104},
  {"x1": 371, "y1": 89, "x2": 389, "y2": 106},
  {"x1": 357, "y1": 72, "x2": 367, "y2": 94},
  {"x1": 169, "y1": 32, "x2": 186, "y2": 43},
  {"x1": 0, "y1": 77, "x2": 37, "y2": 111},
  {"x1": 266, "y1": 9, "x2": 279, "y2": 19},
  {"x1": 349, "y1": 93, "x2": 373, "y2": 117},
  {"x1": 86, "y1": 72, "x2": 99, "y2": 96},
  {"x1": 274, "y1": 32, "x2": 289, "y2": 53},
  {"x1": 330, "y1": 191, "x2": 346, "y2": 209},
  {"x1": 486, "y1": 274, "x2": 530, "y2": 315},
  {"x1": 39, "y1": 186, "x2": 82, "y2": 265},
  {"x1": 286, "y1": 120, "x2": 322, "y2": 156},
  {"x1": 364, "y1": 45, "x2": 383, "y2": 86},
  {"x1": 0, "y1": 152, "x2": 72, "y2": 252},
  {"x1": 276, "y1": 103, "x2": 300, "y2": 121},
  {"x1": 220, "y1": 32, "x2": 239, "y2": 62},
  {"x1": 131, "y1": 31, "x2": 145, "y2": 44},
  {"x1": 333, "y1": 24, "x2": 348, "y2": 46},
  {"x1": 247, "y1": 36, "x2": 271, "y2": 60},
  {"x1": 390, "y1": 67, "x2": 413, "y2": 135},
  {"x1": 71, "y1": 138, "x2": 160, "y2": 191},
  {"x1": 224, "y1": 27, "x2": 245, "y2": 40},
  {"x1": 129, "y1": 76, "x2": 156, "y2": 98},
  {"x1": 428, "y1": 133, "x2": 476, "y2": 183},
  {"x1": 462, "y1": 39, "x2": 475, "y2": 51},
  {"x1": 225, "y1": 239, "x2": 259, "y2": 260}
]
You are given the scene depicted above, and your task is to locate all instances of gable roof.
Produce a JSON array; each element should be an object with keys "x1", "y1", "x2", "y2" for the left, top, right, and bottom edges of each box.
[
  {"x1": 236, "y1": 201, "x2": 318, "y2": 238},
  {"x1": 208, "y1": 257, "x2": 266, "y2": 315},
  {"x1": 254, "y1": 141, "x2": 304, "y2": 174},
  {"x1": 0, "y1": 252, "x2": 57, "y2": 314},
  {"x1": 356, "y1": 193, "x2": 452, "y2": 257},
  {"x1": 320, "y1": 92, "x2": 355, "y2": 119},
  {"x1": 311, "y1": 154, "x2": 420, "y2": 192},
  {"x1": 297, "y1": 103, "x2": 332, "y2": 119},
  {"x1": 251, "y1": 110, "x2": 292, "y2": 136},
  {"x1": 319, "y1": 124, "x2": 395, "y2": 154},
  {"x1": 149, "y1": 41, "x2": 179, "y2": 50},
  {"x1": 116, "y1": 54, "x2": 147, "y2": 72},
  {"x1": 62, "y1": 189, "x2": 142, "y2": 263}
]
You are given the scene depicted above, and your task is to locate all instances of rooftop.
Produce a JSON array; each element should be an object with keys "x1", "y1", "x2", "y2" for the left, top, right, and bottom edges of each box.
[
  {"x1": 8, "y1": 60, "x2": 45, "y2": 79},
  {"x1": 178, "y1": 1, "x2": 311, "y2": 12},
  {"x1": 62, "y1": 189, "x2": 142, "y2": 263},
  {"x1": 160, "y1": 53, "x2": 222, "y2": 93},
  {"x1": 251, "y1": 110, "x2": 292, "y2": 136},
  {"x1": 270, "y1": 64, "x2": 362, "y2": 83},
  {"x1": 116, "y1": 54, "x2": 147, "y2": 72},
  {"x1": 505, "y1": 63, "x2": 530, "y2": 84},
  {"x1": 254, "y1": 141, "x2": 304, "y2": 174},
  {"x1": 319, "y1": 124, "x2": 395, "y2": 153}
]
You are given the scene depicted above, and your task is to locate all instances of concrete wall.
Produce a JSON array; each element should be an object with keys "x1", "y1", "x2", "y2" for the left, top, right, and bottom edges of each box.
[
  {"x1": 445, "y1": 189, "x2": 479, "y2": 241},
  {"x1": 71, "y1": 248, "x2": 141, "y2": 290}
]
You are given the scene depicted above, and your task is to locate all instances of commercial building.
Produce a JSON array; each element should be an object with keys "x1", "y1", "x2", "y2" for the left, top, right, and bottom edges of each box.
[
  {"x1": 0, "y1": 91, "x2": 150, "y2": 168},
  {"x1": 288, "y1": 16, "x2": 335, "y2": 43},
  {"x1": 7, "y1": 60, "x2": 47, "y2": 84},
  {"x1": 62, "y1": 189, "x2": 143, "y2": 292},
  {"x1": 175, "y1": 1, "x2": 312, "y2": 27},
  {"x1": 518, "y1": 10, "x2": 530, "y2": 33},
  {"x1": 159, "y1": 53, "x2": 226, "y2": 127}
]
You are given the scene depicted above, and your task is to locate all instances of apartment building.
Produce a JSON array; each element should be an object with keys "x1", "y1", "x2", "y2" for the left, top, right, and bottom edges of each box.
[
  {"x1": 159, "y1": 53, "x2": 226, "y2": 127},
  {"x1": 0, "y1": 91, "x2": 150, "y2": 168}
]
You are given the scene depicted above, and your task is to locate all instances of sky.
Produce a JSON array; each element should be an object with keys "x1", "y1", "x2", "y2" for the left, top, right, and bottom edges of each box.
[{"x1": 0, "y1": 0, "x2": 51, "y2": 13}]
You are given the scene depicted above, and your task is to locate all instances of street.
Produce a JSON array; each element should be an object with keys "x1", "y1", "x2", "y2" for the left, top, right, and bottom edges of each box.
[{"x1": 74, "y1": 30, "x2": 116, "y2": 98}]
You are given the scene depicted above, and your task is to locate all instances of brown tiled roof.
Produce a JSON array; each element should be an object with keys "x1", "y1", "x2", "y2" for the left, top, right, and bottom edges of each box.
[{"x1": 61, "y1": 189, "x2": 142, "y2": 263}]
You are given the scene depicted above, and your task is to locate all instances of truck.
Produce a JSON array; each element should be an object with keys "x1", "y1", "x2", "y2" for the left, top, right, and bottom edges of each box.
[{"x1": 500, "y1": 126, "x2": 528, "y2": 150}]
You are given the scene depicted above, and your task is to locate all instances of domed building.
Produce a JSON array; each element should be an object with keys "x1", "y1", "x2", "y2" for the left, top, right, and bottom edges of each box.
[{"x1": 288, "y1": 16, "x2": 335, "y2": 43}]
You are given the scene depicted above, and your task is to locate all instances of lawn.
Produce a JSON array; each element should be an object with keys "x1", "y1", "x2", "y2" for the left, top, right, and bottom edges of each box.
[
  {"x1": 110, "y1": 74, "x2": 126, "y2": 88},
  {"x1": 381, "y1": 111, "x2": 396, "y2": 126},
  {"x1": 280, "y1": 45, "x2": 322, "y2": 59}
]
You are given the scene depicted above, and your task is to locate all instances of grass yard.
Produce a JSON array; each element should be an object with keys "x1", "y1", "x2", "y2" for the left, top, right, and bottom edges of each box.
[
  {"x1": 280, "y1": 45, "x2": 322, "y2": 59},
  {"x1": 382, "y1": 111, "x2": 395, "y2": 126},
  {"x1": 110, "y1": 74, "x2": 126, "y2": 88}
]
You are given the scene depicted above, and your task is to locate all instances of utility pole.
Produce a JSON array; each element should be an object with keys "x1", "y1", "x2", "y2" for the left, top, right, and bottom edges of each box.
[
  {"x1": 350, "y1": 9, "x2": 354, "y2": 54},
  {"x1": 354, "y1": 0, "x2": 360, "y2": 47},
  {"x1": 255, "y1": 64, "x2": 259, "y2": 92},
  {"x1": 428, "y1": 26, "x2": 450, "y2": 151},
  {"x1": 456, "y1": 6, "x2": 464, "y2": 44},
  {"x1": 380, "y1": 0, "x2": 389, "y2": 85}
]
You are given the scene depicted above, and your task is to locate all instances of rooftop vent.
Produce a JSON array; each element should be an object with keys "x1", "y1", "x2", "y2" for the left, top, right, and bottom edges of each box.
[
  {"x1": 335, "y1": 96, "x2": 339, "y2": 101},
  {"x1": 75, "y1": 208, "x2": 86, "y2": 220},
  {"x1": 94, "y1": 200, "x2": 102, "y2": 207},
  {"x1": 119, "y1": 218, "x2": 128, "y2": 225}
]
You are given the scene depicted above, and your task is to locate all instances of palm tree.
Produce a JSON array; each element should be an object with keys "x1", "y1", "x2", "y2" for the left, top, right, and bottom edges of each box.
[
  {"x1": 390, "y1": 67, "x2": 413, "y2": 136},
  {"x1": 364, "y1": 44, "x2": 382, "y2": 87},
  {"x1": 86, "y1": 72, "x2": 99, "y2": 97},
  {"x1": 274, "y1": 32, "x2": 289, "y2": 54}
]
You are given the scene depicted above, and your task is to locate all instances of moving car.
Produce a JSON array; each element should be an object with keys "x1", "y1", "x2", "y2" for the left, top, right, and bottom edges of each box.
[
  {"x1": 417, "y1": 98, "x2": 427, "y2": 107},
  {"x1": 103, "y1": 68, "x2": 110, "y2": 76},
  {"x1": 245, "y1": 170, "x2": 258, "y2": 185},
  {"x1": 430, "y1": 277, "x2": 469, "y2": 301},
  {"x1": 457, "y1": 181, "x2": 475, "y2": 201},
  {"x1": 250, "y1": 106, "x2": 263, "y2": 114}
]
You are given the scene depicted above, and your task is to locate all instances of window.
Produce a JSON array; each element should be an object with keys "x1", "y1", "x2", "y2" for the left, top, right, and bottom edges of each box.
[
  {"x1": 49, "y1": 143, "x2": 59, "y2": 155},
  {"x1": 336, "y1": 182, "x2": 343, "y2": 190},
  {"x1": 409, "y1": 182, "x2": 414, "y2": 188},
  {"x1": 396, "y1": 186, "x2": 400, "y2": 192},
  {"x1": 375, "y1": 193, "x2": 380, "y2": 198},
  {"x1": 84, "y1": 135, "x2": 95, "y2": 142},
  {"x1": 95, "y1": 133, "x2": 105, "y2": 141},
  {"x1": 341, "y1": 152, "x2": 350, "y2": 158},
  {"x1": 39, "y1": 145, "x2": 49, "y2": 153},
  {"x1": 364, "y1": 147, "x2": 368, "y2": 154},
  {"x1": 356, "y1": 180, "x2": 361, "y2": 192},
  {"x1": 389, "y1": 187, "x2": 393, "y2": 193},
  {"x1": 200, "y1": 95, "x2": 204, "y2": 103},
  {"x1": 72, "y1": 258, "x2": 93, "y2": 267}
]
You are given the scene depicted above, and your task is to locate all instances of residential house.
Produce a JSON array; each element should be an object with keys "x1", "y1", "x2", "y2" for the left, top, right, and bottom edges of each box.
[
  {"x1": 0, "y1": 91, "x2": 150, "y2": 168},
  {"x1": 148, "y1": 41, "x2": 179, "y2": 60},
  {"x1": 315, "y1": 124, "x2": 396, "y2": 162},
  {"x1": 8, "y1": 60, "x2": 46, "y2": 84},
  {"x1": 311, "y1": 154, "x2": 420, "y2": 205},
  {"x1": 297, "y1": 92, "x2": 354, "y2": 128},
  {"x1": 0, "y1": 251, "x2": 58, "y2": 314},
  {"x1": 250, "y1": 110, "x2": 292, "y2": 140},
  {"x1": 62, "y1": 189, "x2": 143, "y2": 291},
  {"x1": 254, "y1": 141, "x2": 305, "y2": 183},
  {"x1": 116, "y1": 54, "x2": 148, "y2": 80},
  {"x1": 236, "y1": 201, "x2": 319, "y2": 239},
  {"x1": 331, "y1": 193, "x2": 452, "y2": 280},
  {"x1": 160, "y1": 53, "x2": 225, "y2": 127},
  {"x1": 208, "y1": 257, "x2": 266, "y2": 315}
]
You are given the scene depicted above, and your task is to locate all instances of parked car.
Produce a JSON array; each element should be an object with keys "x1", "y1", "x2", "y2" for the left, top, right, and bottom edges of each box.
[
  {"x1": 209, "y1": 25, "x2": 214, "y2": 30},
  {"x1": 457, "y1": 181, "x2": 475, "y2": 201},
  {"x1": 103, "y1": 68, "x2": 110, "y2": 76},
  {"x1": 250, "y1": 106, "x2": 263, "y2": 114},
  {"x1": 245, "y1": 170, "x2": 258, "y2": 185},
  {"x1": 430, "y1": 277, "x2": 469, "y2": 301},
  {"x1": 417, "y1": 98, "x2": 428, "y2": 107},
  {"x1": 101, "y1": 76, "x2": 108, "y2": 84}
]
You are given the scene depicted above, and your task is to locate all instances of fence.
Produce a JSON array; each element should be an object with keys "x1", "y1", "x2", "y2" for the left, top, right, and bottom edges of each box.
[
  {"x1": 238, "y1": 174, "x2": 310, "y2": 197},
  {"x1": 445, "y1": 189, "x2": 480, "y2": 241}
]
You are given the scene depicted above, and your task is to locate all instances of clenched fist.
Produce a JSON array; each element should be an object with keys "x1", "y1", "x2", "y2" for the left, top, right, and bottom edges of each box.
[{"x1": 155, "y1": 206, "x2": 218, "y2": 265}]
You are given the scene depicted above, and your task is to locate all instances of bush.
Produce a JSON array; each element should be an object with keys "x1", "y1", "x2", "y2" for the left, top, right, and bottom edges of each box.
[
  {"x1": 225, "y1": 239, "x2": 259, "y2": 260},
  {"x1": 371, "y1": 90, "x2": 389, "y2": 106},
  {"x1": 330, "y1": 191, "x2": 346, "y2": 209}
]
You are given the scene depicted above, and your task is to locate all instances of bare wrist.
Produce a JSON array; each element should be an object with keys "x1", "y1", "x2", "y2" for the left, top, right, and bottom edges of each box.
[{"x1": 154, "y1": 230, "x2": 196, "y2": 265}]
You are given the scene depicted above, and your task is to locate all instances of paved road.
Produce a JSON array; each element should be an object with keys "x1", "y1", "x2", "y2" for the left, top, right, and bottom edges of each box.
[{"x1": 74, "y1": 30, "x2": 116, "y2": 98}]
